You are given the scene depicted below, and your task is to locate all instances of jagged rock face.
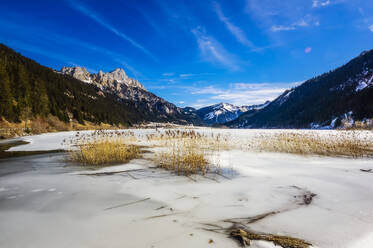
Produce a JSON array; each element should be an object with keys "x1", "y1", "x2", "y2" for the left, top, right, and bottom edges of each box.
[
  {"x1": 60, "y1": 66, "x2": 203, "y2": 125},
  {"x1": 61, "y1": 66, "x2": 91, "y2": 83},
  {"x1": 61, "y1": 67, "x2": 145, "y2": 91},
  {"x1": 92, "y1": 68, "x2": 145, "y2": 90}
]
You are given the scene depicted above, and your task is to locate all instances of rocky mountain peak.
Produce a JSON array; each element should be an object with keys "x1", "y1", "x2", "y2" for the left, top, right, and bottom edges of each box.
[
  {"x1": 111, "y1": 68, "x2": 126, "y2": 78},
  {"x1": 61, "y1": 66, "x2": 91, "y2": 83},
  {"x1": 61, "y1": 66, "x2": 145, "y2": 90},
  {"x1": 97, "y1": 68, "x2": 128, "y2": 83}
]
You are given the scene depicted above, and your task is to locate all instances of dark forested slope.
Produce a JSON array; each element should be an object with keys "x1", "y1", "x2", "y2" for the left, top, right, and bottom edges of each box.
[
  {"x1": 0, "y1": 44, "x2": 201, "y2": 126},
  {"x1": 227, "y1": 49, "x2": 373, "y2": 128}
]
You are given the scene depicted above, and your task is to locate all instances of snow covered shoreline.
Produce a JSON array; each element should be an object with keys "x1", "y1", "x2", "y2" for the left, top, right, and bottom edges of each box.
[{"x1": 1, "y1": 128, "x2": 373, "y2": 248}]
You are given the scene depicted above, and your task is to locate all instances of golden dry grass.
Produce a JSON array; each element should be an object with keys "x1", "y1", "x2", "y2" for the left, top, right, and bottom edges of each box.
[
  {"x1": 146, "y1": 129, "x2": 229, "y2": 150},
  {"x1": 0, "y1": 116, "x2": 126, "y2": 139},
  {"x1": 70, "y1": 137, "x2": 140, "y2": 165},
  {"x1": 155, "y1": 139, "x2": 209, "y2": 175},
  {"x1": 150, "y1": 130, "x2": 227, "y2": 175},
  {"x1": 67, "y1": 129, "x2": 223, "y2": 173},
  {"x1": 253, "y1": 131, "x2": 373, "y2": 158}
]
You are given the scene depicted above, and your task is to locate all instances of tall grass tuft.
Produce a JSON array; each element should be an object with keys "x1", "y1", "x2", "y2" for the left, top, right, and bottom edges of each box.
[
  {"x1": 155, "y1": 139, "x2": 209, "y2": 175},
  {"x1": 70, "y1": 138, "x2": 139, "y2": 165},
  {"x1": 151, "y1": 130, "x2": 227, "y2": 175},
  {"x1": 254, "y1": 131, "x2": 373, "y2": 158}
]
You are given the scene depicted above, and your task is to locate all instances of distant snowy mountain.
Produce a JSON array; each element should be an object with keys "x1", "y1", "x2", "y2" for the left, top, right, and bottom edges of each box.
[{"x1": 195, "y1": 102, "x2": 269, "y2": 125}]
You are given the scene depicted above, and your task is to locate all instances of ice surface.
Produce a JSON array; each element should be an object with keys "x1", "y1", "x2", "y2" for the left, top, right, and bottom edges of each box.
[{"x1": 1, "y1": 128, "x2": 373, "y2": 248}]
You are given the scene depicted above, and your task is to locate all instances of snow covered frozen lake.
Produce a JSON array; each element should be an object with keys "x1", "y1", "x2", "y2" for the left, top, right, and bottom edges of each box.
[{"x1": 1, "y1": 128, "x2": 373, "y2": 248}]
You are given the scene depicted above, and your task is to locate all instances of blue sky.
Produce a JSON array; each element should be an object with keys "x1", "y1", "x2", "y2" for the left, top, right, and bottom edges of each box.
[{"x1": 1, "y1": 0, "x2": 373, "y2": 108}]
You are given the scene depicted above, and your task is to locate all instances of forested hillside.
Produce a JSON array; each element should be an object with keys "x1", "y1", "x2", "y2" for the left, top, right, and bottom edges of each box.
[
  {"x1": 0, "y1": 44, "x2": 150, "y2": 126},
  {"x1": 0, "y1": 44, "x2": 204, "y2": 129},
  {"x1": 227, "y1": 49, "x2": 373, "y2": 128}
]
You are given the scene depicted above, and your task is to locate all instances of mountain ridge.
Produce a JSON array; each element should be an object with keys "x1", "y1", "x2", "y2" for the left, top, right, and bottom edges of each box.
[{"x1": 227, "y1": 49, "x2": 373, "y2": 129}]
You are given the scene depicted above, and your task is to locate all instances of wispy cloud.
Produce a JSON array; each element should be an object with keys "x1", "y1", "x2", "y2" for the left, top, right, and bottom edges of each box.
[
  {"x1": 187, "y1": 82, "x2": 300, "y2": 106},
  {"x1": 312, "y1": 0, "x2": 331, "y2": 8},
  {"x1": 137, "y1": 8, "x2": 164, "y2": 37},
  {"x1": 67, "y1": 0, "x2": 157, "y2": 62},
  {"x1": 162, "y1": 72, "x2": 175, "y2": 76},
  {"x1": 0, "y1": 18, "x2": 142, "y2": 77},
  {"x1": 213, "y1": 2, "x2": 254, "y2": 48},
  {"x1": 271, "y1": 25, "x2": 296, "y2": 32},
  {"x1": 192, "y1": 27, "x2": 240, "y2": 70},
  {"x1": 246, "y1": 1, "x2": 320, "y2": 33},
  {"x1": 179, "y1": 72, "x2": 215, "y2": 78},
  {"x1": 44, "y1": 32, "x2": 143, "y2": 77},
  {"x1": 369, "y1": 24, "x2": 373, "y2": 33},
  {"x1": 190, "y1": 85, "x2": 225, "y2": 95},
  {"x1": 180, "y1": 73, "x2": 195, "y2": 78},
  {"x1": 271, "y1": 18, "x2": 319, "y2": 32}
]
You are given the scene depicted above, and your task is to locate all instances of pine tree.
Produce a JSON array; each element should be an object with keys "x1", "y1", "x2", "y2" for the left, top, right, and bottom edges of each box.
[
  {"x1": 0, "y1": 64, "x2": 14, "y2": 119},
  {"x1": 14, "y1": 65, "x2": 31, "y2": 108},
  {"x1": 31, "y1": 80, "x2": 49, "y2": 117}
]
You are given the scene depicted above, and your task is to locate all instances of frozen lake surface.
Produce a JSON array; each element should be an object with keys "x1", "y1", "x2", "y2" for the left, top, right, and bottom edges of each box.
[{"x1": 1, "y1": 128, "x2": 373, "y2": 248}]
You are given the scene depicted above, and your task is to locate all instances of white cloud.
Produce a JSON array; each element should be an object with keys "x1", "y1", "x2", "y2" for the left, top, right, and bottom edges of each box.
[
  {"x1": 213, "y1": 2, "x2": 254, "y2": 48},
  {"x1": 67, "y1": 0, "x2": 157, "y2": 62},
  {"x1": 271, "y1": 25, "x2": 296, "y2": 32},
  {"x1": 137, "y1": 8, "x2": 164, "y2": 37},
  {"x1": 162, "y1": 72, "x2": 175, "y2": 76},
  {"x1": 246, "y1": 1, "x2": 321, "y2": 33},
  {"x1": 179, "y1": 73, "x2": 194, "y2": 78},
  {"x1": 50, "y1": 34, "x2": 142, "y2": 77},
  {"x1": 312, "y1": 0, "x2": 331, "y2": 8},
  {"x1": 188, "y1": 82, "x2": 300, "y2": 106},
  {"x1": 192, "y1": 27, "x2": 240, "y2": 70},
  {"x1": 179, "y1": 73, "x2": 216, "y2": 78},
  {"x1": 0, "y1": 19, "x2": 143, "y2": 78},
  {"x1": 271, "y1": 17, "x2": 319, "y2": 32},
  {"x1": 190, "y1": 85, "x2": 225, "y2": 95},
  {"x1": 369, "y1": 24, "x2": 373, "y2": 33}
]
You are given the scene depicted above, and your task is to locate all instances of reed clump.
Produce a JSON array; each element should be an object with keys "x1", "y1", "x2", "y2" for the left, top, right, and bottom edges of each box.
[
  {"x1": 146, "y1": 129, "x2": 229, "y2": 150},
  {"x1": 70, "y1": 137, "x2": 139, "y2": 165},
  {"x1": 155, "y1": 139, "x2": 209, "y2": 175},
  {"x1": 254, "y1": 131, "x2": 373, "y2": 158},
  {"x1": 151, "y1": 130, "x2": 226, "y2": 175}
]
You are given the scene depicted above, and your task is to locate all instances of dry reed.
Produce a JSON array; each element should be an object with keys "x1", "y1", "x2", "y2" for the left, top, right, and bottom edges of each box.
[
  {"x1": 151, "y1": 130, "x2": 227, "y2": 175},
  {"x1": 253, "y1": 131, "x2": 373, "y2": 158},
  {"x1": 155, "y1": 139, "x2": 209, "y2": 175},
  {"x1": 70, "y1": 137, "x2": 139, "y2": 165}
]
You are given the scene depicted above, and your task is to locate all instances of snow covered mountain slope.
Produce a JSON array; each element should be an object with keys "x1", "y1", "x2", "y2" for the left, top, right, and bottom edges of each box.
[{"x1": 196, "y1": 102, "x2": 269, "y2": 125}]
